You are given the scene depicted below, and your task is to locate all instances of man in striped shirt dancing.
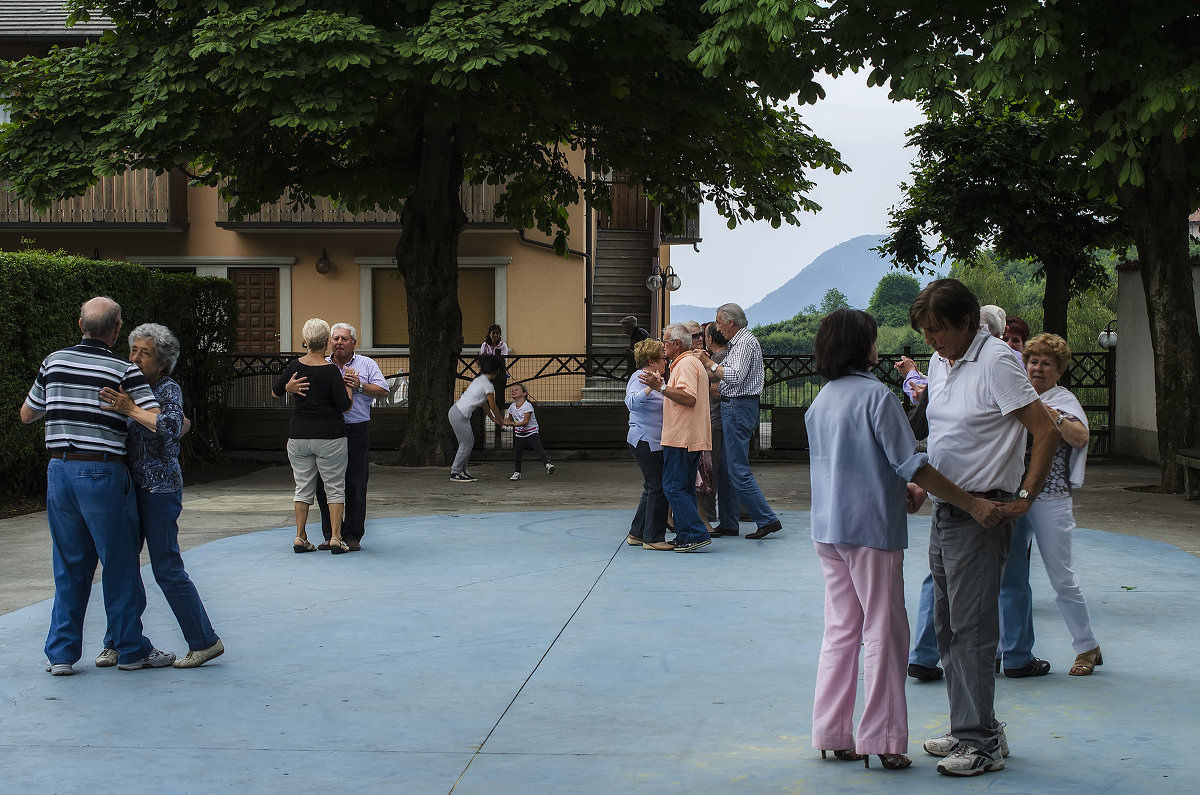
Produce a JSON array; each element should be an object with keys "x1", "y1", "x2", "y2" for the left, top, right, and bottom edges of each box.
[{"x1": 21, "y1": 296, "x2": 176, "y2": 675}]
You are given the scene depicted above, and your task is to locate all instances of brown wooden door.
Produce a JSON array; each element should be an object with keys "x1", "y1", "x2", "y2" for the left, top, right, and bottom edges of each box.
[{"x1": 231, "y1": 268, "x2": 280, "y2": 352}]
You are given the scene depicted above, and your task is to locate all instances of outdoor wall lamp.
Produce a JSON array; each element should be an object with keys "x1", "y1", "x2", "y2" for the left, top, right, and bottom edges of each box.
[
  {"x1": 315, "y1": 249, "x2": 333, "y2": 275},
  {"x1": 1097, "y1": 320, "x2": 1117, "y2": 350},
  {"x1": 645, "y1": 265, "x2": 681, "y2": 292}
]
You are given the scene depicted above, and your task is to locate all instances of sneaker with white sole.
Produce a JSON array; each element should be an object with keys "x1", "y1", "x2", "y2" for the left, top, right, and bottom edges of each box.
[
  {"x1": 510, "y1": 472, "x2": 522, "y2": 481},
  {"x1": 924, "y1": 726, "x2": 1009, "y2": 758},
  {"x1": 673, "y1": 538, "x2": 712, "y2": 553},
  {"x1": 450, "y1": 472, "x2": 478, "y2": 482},
  {"x1": 545, "y1": 463, "x2": 556, "y2": 474},
  {"x1": 936, "y1": 743, "x2": 1005, "y2": 777},
  {"x1": 174, "y1": 639, "x2": 224, "y2": 668},
  {"x1": 95, "y1": 648, "x2": 119, "y2": 668},
  {"x1": 45, "y1": 662, "x2": 74, "y2": 676},
  {"x1": 118, "y1": 648, "x2": 176, "y2": 670}
]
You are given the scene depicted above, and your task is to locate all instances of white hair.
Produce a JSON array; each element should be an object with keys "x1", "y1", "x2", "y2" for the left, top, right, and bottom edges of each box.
[
  {"x1": 662, "y1": 324, "x2": 690, "y2": 345},
  {"x1": 331, "y1": 322, "x2": 357, "y2": 342},
  {"x1": 980, "y1": 305, "x2": 1006, "y2": 337}
]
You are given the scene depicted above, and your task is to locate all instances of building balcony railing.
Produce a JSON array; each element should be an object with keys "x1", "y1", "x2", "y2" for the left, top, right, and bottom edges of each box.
[
  {"x1": 0, "y1": 169, "x2": 186, "y2": 227},
  {"x1": 216, "y1": 181, "x2": 510, "y2": 228},
  {"x1": 597, "y1": 174, "x2": 701, "y2": 244}
]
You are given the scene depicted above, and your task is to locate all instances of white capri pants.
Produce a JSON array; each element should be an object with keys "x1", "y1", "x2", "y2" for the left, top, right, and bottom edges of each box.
[
  {"x1": 1028, "y1": 495, "x2": 1098, "y2": 653},
  {"x1": 287, "y1": 437, "x2": 348, "y2": 504}
]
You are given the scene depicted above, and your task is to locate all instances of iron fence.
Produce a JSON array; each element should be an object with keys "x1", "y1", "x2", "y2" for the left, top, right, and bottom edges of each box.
[{"x1": 223, "y1": 350, "x2": 1113, "y2": 455}]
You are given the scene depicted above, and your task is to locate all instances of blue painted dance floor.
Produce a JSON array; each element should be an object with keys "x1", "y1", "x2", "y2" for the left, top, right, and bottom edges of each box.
[{"x1": 1, "y1": 510, "x2": 1195, "y2": 793}]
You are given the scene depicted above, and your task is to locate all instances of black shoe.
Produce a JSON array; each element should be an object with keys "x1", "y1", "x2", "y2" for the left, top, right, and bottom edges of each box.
[
  {"x1": 746, "y1": 520, "x2": 782, "y2": 539},
  {"x1": 710, "y1": 527, "x2": 740, "y2": 537},
  {"x1": 1004, "y1": 657, "x2": 1051, "y2": 678},
  {"x1": 673, "y1": 538, "x2": 712, "y2": 553},
  {"x1": 908, "y1": 663, "x2": 944, "y2": 681}
]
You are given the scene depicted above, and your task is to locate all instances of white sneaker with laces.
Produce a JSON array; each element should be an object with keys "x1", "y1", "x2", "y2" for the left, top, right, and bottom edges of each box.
[
  {"x1": 924, "y1": 726, "x2": 1009, "y2": 758},
  {"x1": 45, "y1": 662, "x2": 74, "y2": 676},
  {"x1": 936, "y1": 743, "x2": 1005, "y2": 777},
  {"x1": 174, "y1": 639, "x2": 224, "y2": 668},
  {"x1": 95, "y1": 648, "x2": 119, "y2": 668},
  {"x1": 545, "y1": 463, "x2": 556, "y2": 474},
  {"x1": 510, "y1": 472, "x2": 522, "y2": 481}
]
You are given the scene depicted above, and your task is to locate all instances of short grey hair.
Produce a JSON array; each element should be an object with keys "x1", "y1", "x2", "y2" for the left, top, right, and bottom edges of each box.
[
  {"x1": 716, "y1": 303, "x2": 747, "y2": 330},
  {"x1": 662, "y1": 324, "x2": 690, "y2": 346},
  {"x1": 128, "y1": 323, "x2": 181, "y2": 374},
  {"x1": 331, "y1": 322, "x2": 357, "y2": 342},
  {"x1": 80, "y1": 296, "x2": 121, "y2": 339},
  {"x1": 302, "y1": 317, "x2": 331, "y2": 351}
]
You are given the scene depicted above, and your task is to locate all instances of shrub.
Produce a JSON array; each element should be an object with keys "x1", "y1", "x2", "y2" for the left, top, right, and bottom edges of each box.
[{"x1": 0, "y1": 250, "x2": 236, "y2": 496}]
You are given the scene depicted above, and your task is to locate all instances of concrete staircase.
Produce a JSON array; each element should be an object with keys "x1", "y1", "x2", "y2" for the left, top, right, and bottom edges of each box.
[{"x1": 584, "y1": 229, "x2": 654, "y2": 403}]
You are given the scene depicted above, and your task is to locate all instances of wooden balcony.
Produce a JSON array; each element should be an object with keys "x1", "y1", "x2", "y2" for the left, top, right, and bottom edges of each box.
[
  {"x1": 0, "y1": 170, "x2": 186, "y2": 227},
  {"x1": 597, "y1": 174, "x2": 702, "y2": 244},
  {"x1": 217, "y1": 182, "x2": 509, "y2": 228}
]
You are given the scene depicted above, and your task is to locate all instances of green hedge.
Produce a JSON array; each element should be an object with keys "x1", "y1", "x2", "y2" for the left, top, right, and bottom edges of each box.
[{"x1": 0, "y1": 250, "x2": 237, "y2": 496}]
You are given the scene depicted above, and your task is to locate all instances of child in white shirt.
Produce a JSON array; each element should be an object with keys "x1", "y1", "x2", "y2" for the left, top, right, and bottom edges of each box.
[{"x1": 504, "y1": 384, "x2": 555, "y2": 480}]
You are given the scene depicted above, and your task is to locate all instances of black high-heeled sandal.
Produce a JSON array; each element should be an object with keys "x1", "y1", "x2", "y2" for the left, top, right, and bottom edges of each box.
[
  {"x1": 820, "y1": 749, "x2": 865, "y2": 762},
  {"x1": 293, "y1": 537, "x2": 316, "y2": 553},
  {"x1": 865, "y1": 753, "x2": 912, "y2": 770},
  {"x1": 329, "y1": 538, "x2": 350, "y2": 554}
]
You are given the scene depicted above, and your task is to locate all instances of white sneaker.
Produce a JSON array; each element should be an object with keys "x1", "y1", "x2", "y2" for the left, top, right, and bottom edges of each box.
[
  {"x1": 924, "y1": 727, "x2": 1009, "y2": 758},
  {"x1": 510, "y1": 472, "x2": 522, "y2": 481},
  {"x1": 95, "y1": 648, "x2": 119, "y2": 668},
  {"x1": 936, "y1": 744, "x2": 1005, "y2": 777},
  {"x1": 45, "y1": 662, "x2": 74, "y2": 676},
  {"x1": 545, "y1": 463, "x2": 556, "y2": 474},
  {"x1": 118, "y1": 648, "x2": 176, "y2": 670}
]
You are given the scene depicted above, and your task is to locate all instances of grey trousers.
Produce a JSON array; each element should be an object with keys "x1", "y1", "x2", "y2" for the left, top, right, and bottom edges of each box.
[
  {"x1": 929, "y1": 501, "x2": 1013, "y2": 754},
  {"x1": 448, "y1": 408, "x2": 475, "y2": 475}
]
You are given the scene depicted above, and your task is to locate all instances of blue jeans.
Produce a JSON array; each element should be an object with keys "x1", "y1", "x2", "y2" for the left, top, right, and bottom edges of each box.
[
  {"x1": 997, "y1": 514, "x2": 1035, "y2": 667},
  {"x1": 716, "y1": 397, "x2": 778, "y2": 531},
  {"x1": 628, "y1": 442, "x2": 669, "y2": 543},
  {"x1": 45, "y1": 458, "x2": 153, "y2": 666},
  {"x1": 909, "y1": 573, "x2": 940, "y2": 668},
  {"x1": 661, "y1": 447, "x2": 709, "y2": 546},
  {"x1": 104, "y1": 489, "x2": 219, "y2": 652}
]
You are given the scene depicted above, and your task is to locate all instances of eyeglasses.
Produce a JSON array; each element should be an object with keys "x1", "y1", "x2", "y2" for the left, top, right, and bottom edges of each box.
[{"x1": 691, "y1": 333, "x2": 703, "y2": 338}]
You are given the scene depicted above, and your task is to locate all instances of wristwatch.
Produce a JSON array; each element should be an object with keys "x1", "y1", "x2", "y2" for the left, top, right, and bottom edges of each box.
[
  {"x1": 659, "y1": 383, "x2": 667, "y2": 393},
  {"x1": 356, "y1": 384, "x2": 363, "y2": 394},
  {"x1": 710, "y1": 363, "x2": 719, "y2": 373},
  {"x1": 1016, "y1": 488, "x2": 1032, "y2": 500},
  {"x1": 1054, "y1": 411, "x2": 1065, "y2": 427}
]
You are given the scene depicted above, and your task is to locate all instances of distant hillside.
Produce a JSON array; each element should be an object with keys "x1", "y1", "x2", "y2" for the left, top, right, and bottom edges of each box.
[{"x1": 672, "y1": 234, "x2": 939, "y2": 327}]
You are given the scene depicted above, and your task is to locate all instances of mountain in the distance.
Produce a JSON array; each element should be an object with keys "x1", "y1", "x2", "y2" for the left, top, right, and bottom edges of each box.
[{"x1": 672, "y1": 234, "x2": 939, "y2": 328}]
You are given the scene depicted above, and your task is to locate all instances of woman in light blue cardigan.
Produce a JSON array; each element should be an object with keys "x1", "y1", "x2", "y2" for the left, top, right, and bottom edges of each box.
[
  {"x1": 808, "y1": 309, "x2": 1002, "y2": 771},
  {"x1": 624, "y1": 338, "x2": 672, "y2": 550}
]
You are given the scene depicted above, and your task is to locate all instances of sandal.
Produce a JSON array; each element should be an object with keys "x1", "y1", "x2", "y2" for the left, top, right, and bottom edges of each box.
[
  {"x1": 820, "y1": 749, "x2": 865, "y2": 762},
  {"x1": 329, "y1": 538, "x2": 350, "y2": 555},
  {"x1": 1070, "y1": 646, "x2": 1103, "y2": 676},
  {"x1": 868, "y1": 754, "x2": 912, "y2": 770},
  {"x1": 293, "y1": 537, "x2": 316, "y2": 553}
]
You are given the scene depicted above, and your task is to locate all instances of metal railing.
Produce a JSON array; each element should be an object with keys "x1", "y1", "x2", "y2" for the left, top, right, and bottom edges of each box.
[
  {"x1": 597, "y1": 174, "x2": 701, "y2": 243},
  {"x1": 0, "y1": 170, "x2": 183, "y2": 226},
  {"x1": 222, "y1": 350, "x2": 1113, "y2": 454}
]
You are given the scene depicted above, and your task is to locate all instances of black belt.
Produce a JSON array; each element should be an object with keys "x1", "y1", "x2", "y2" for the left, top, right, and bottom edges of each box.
[
  {"x1": 50, "y1": 450, "x2": 125, "y2": 463},
  {"x1": 720, "y1": 394, "x2": 760, "y2": 402},
  {"x1": 969, "y1": 489, "x2": 1012, "y2": 500}
]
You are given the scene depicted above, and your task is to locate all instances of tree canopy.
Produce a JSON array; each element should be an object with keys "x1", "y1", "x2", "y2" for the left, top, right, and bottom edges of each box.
[
  {"x1": 819, "y1": 0, "x2": 1200, "y2": 489},
  {"x1": 866, "y1": 272, "x2": 921, "y2": 328},
  {"x1": 0, "y1": 0, "x2": 846, "y2": 464},
  {"x1": 877, "y1": 101, "x2": 1127, "y2": 336}
]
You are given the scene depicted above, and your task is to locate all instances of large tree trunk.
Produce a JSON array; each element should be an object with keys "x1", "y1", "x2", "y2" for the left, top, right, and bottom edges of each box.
[
  {"x1": 395, "y1": 119, "x2": 467, "y2": 466},
  {"x1": 1041, "y1": 256, "x2": 1071, "y2": 338},
  {"x1": 1116, "y1": 135, "x2": 1200, "y2": 491}
]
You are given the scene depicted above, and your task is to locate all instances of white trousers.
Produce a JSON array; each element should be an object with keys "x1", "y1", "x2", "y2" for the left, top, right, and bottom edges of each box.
[{"x1": 1029, "y1": 496, "x2": 1098, "y2": 653}]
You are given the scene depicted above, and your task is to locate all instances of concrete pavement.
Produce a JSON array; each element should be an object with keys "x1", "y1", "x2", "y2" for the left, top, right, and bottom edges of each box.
[{"x1": 0, "y1": 459, "x2": 1196, "y2": 792}]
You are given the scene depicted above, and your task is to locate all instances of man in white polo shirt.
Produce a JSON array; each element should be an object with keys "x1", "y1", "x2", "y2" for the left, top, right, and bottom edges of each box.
[{"x1": 908, "y1": 279, "x2": 1058, "y2": 777}]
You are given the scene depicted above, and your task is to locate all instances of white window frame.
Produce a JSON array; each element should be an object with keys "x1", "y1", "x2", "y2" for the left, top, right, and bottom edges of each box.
[{"x1": 355, "y1": 256, "x2": 509, "y2": 352}]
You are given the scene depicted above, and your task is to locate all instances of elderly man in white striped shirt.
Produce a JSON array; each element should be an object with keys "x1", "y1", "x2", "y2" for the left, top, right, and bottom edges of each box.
[{"x1": 694, "y1": 303, "x2": 782, "y2": 540}]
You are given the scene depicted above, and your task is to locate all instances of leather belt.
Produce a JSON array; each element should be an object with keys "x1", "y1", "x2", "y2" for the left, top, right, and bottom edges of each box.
[
  {"x1": 50, "y1": 451, "x2": 125, "y2": 463},
  {"x1": 720, "y1": 394, "x2": 760, "y2": 402},
  {"x1": 969, "y1": 489, "x2": 1012, "y2": 500}
]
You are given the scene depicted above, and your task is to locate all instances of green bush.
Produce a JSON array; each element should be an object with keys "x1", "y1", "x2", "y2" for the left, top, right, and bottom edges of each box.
[{"x1": 0, "y1": 250, "x2": 236, "y2": 496}]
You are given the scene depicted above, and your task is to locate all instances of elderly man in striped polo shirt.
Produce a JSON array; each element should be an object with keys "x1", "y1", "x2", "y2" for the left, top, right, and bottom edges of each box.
[
  {"x1": 21, "y1": 296, "x2": 176, "y2": 674},
  {"x1": 695, "y1": 303, "x2": 783, "y2": 540}
]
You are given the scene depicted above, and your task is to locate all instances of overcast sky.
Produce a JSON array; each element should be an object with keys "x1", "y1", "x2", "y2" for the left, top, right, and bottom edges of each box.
[{"x1": 670, "y1": 74, "x2": 928, "y2": 308}]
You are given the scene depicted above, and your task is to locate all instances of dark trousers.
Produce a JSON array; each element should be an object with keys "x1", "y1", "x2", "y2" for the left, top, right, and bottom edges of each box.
[
  {"x1": 513, "y1": 432, "x2": 550, "y2": 472},
  {"x1": 318, "y1": 422, "x2": 369, "y2": 542},
  {"x1": 628, "y1": 441, "x2": 669, "y2": 543}
]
